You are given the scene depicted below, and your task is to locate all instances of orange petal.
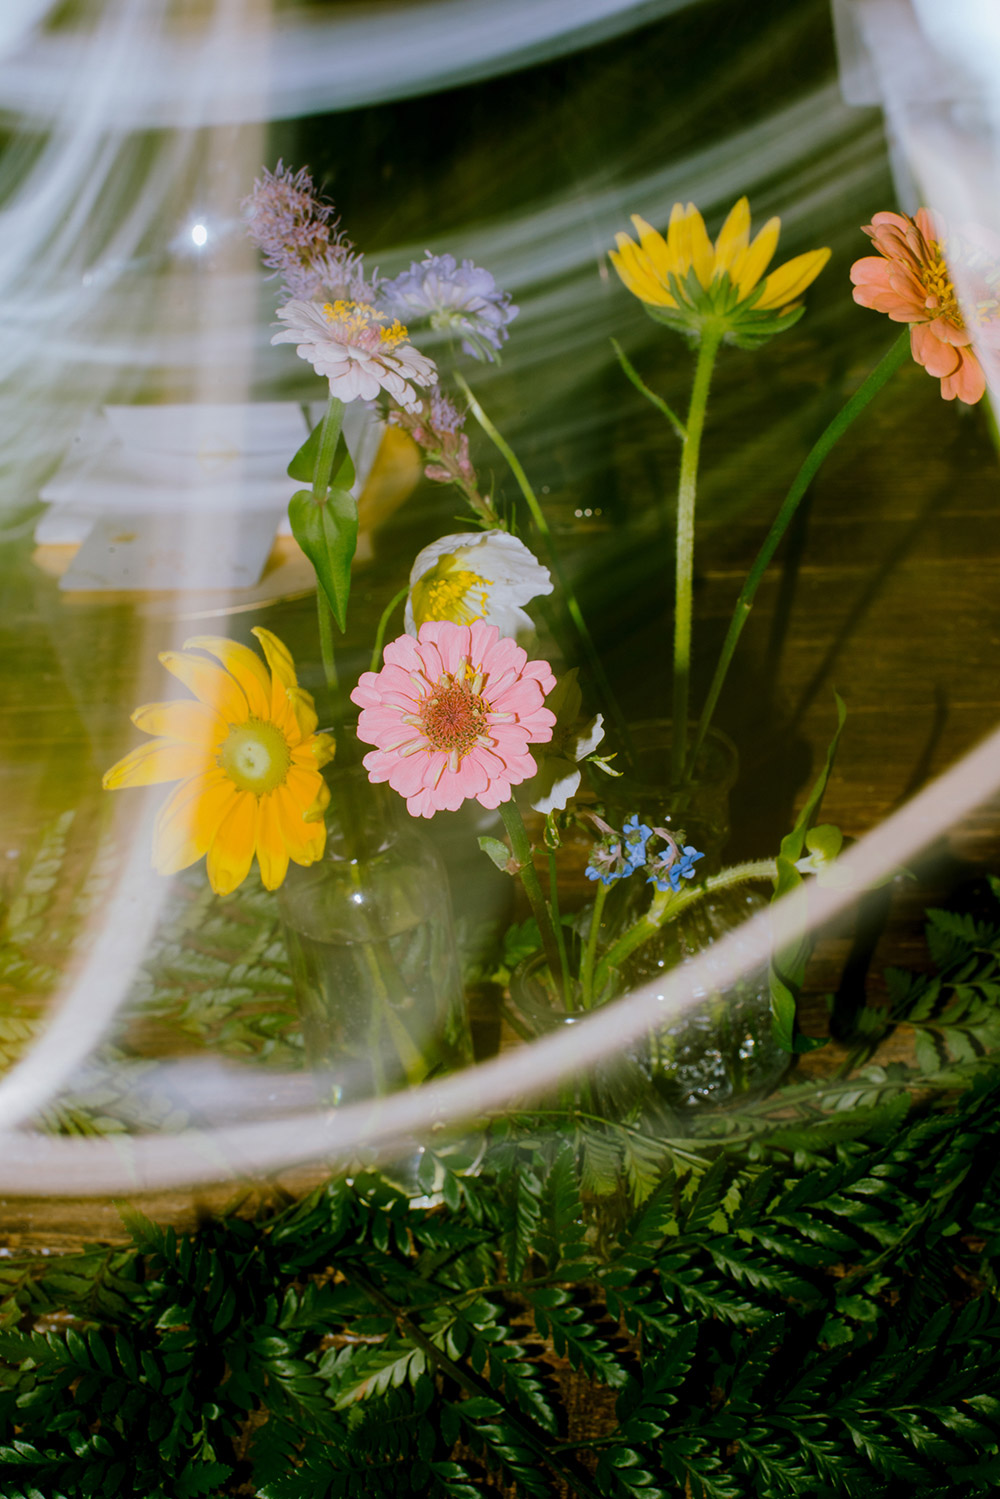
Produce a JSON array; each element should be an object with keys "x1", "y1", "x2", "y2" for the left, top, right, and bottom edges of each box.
[
  {"x1": 755, "y1": 248, "x2": 831, "y2": 310},
  {"x1": 206, "y1": 791, "x2": 258, "y2": 895},
  {"x1": 131, "y1": 699, "x2": 227, "y2": 749},
  {"x1": 714, "y1": 197, "x2": 751, "y2": 272},
  {"x1": 158, "y1": 649, "x2": 248, "y2": 727},
  {"x1": 183, "y1": 635, "x2": 272, "y2": 719},
  {"x1": 103, "y1": 738, "x2": 212, "y2": 790},
  {"x1": 255, "y1": 791, "x2": 291, "y2": 890},
  {"x1": 152, "y1": 768, "x2": 238, "y2": 875}
]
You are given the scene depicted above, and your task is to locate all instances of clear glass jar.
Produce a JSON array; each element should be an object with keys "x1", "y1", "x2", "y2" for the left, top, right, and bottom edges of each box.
[
  {"x1": 600, "y1": 719, "x2": 789, "y2": 1108},
  {"x1": 277, "y1": 766, "x2": 471, "y2": 1105}
]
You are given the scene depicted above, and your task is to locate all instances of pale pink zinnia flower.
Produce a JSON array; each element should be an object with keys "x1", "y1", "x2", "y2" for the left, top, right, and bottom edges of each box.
[
  {"x1": 351, "y1": 621, "x2": 557, "y2": 818},
  {"x1": 271, "y1": 298, "x2": 437, "y2": 411},
  {"x1": 850, "y1": 208, "x2": 1000, "y2": 403}
]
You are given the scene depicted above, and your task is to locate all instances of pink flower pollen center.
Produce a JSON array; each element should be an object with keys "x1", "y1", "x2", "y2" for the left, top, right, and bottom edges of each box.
[{"x1": 419, "y1": 673, "x2": 489, "y2": 759}]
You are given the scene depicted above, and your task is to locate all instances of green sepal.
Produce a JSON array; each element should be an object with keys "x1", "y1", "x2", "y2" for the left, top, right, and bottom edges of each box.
[
  {"x1": 769, "y1": 693, "x2": 847, "y2": 1053},
  {"x1": 287, "y1": 413, "x2": 356, "y2": 492},
  {"x1": 288, "y1": 487, "x2": 358, "y2": 632},
  {"x1": 479, "y1": 836, "x2": 512, "y2": 873}
]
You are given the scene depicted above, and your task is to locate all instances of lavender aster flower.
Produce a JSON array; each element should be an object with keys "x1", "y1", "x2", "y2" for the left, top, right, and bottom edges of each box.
[
  {"x1": 380, "y1": 252, "x2": 518, "y2": 362},
  {"x1": 243, "y1": 161, "x2": 368, "y2": 304}
]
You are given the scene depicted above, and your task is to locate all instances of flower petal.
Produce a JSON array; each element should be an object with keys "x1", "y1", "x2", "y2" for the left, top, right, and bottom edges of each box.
[
  {"x1": 158, "y1": 649, "x2": 249, "y2": 726},
  {"x1": 152, "y1": 769, "x2": 239, "y2": 875},
  {"x1": 713, "y1": 196, "x2": 751, "y2": 271},
  {"x1": 755, "y1": 248, "x2": 831, "y2": 310},
  {"x1": 183, "y1": 636, "x2": 273, "y2": 719},
  {"x1": 251, "y1": 626, "x2": 298, "y2": 691},
  {"x1": 206, "y1": 791, "x2": 259, "y2": 895},
  {"x1": 130, "y1": 699, "x2": 227, "y2": 748},
  {"x1": 103, "y1": 738, "x2": 212, "y2": 790},
  {"x1": 731, "y1": 216, "x2": 781, "y2": 298},
  {"x1": 255, "y1": 792, "x2": 291, "y2": 890}
]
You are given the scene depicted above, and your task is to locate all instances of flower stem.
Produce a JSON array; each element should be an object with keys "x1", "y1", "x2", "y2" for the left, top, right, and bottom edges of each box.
[
  {"x1": 499, "y1": 798, "x2": 564, "y2": 999},
  {"x1": 580, "y1": 881, "x2": 610, "y2": 1010},
  {"x1": 313, "y1": 393, "x2": 345, "y2": 501},
  {"x1": 454, "y1": 370, "x2": 631, "y2": 758},
  {"x1": 611, "y1": 337, "x2": 686, "y2": 441},
  {"x1": 547, "y1": 847, "x2": 574, "y2": 1008},
  {"x1": 316, "y1": 588, "x2": 338, "y2": 700},
  {"x1": 312, "y1": 392, "x2": 346, "y2": 712},
  {"x1": 672, "y1": 327, "x2": 722, "y2": 783},
  {"x1": 593, "y1": 857, "x2": 776, "y2": 995},
  {"x1": 370, "y1": 585, "x2": 408, "y2": 673},
  {"x1": 689, "y1": 329, "x2": 911, "y2": 768}
]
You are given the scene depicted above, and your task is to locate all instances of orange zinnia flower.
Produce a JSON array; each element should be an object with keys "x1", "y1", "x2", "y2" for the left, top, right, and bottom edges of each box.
[{"x1": 850, "y1": 209, "x2": 1000, "y2": 403}]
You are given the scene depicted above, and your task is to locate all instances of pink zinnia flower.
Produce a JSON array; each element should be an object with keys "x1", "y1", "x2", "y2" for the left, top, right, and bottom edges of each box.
[
  {"x1": 850, "y1": 208, "x2": 1000, "y2": 403},
  {"x1": 351, "y1": 621, "x2": 556, "y2": 818}
]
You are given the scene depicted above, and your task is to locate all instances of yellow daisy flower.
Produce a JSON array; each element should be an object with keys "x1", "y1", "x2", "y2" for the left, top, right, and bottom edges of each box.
[
  {"x1": 610, "y1": 197, "x2": 830, "y2": 345},
  {"x1": 103, "y1": 627, "x2": 335, "y2": 896}
]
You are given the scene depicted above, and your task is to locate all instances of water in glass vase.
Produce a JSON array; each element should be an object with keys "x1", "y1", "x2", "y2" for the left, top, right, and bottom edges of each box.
[{"x1": 279, "y1": 767, "x2": 471, "y2": 1106}]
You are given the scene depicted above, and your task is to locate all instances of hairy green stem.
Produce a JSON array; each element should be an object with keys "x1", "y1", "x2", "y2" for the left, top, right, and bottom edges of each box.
[
  {"x1": 690, "y1": 330, "x2": 910, "y2": 767},
  {"x1": 580, "y1": 881, "x2": 610, "y2": 1010},
  {"x1": 311, "y1": 392, "x2": 346, "y2": 707},
  {"x1": 499, "y1": 799, "x2": 564, "y2": 999},
  {"x1": 370, "y1": 585, "x2": 408, "y2": 673},
  {"x1": 672, "y1": 328, "x2": 721, "y2": 782},
  {"x1": 611, "y1": 337, "x2": 686, "y2": 441},
  {"x1": 594, "y1": 857, "x2": 777, "y2": 995},
  {"x1": 454, "y1": 370, "x2": 631, "y2": 758}
]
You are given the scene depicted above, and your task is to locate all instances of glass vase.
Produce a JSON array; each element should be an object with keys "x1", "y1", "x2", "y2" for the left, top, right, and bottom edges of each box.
[
  {"x1": 277, "y1": 766, "x2": 472, "y2": 1106},
  {"x1": 605, "y1": 719, "x2": 789, "y2": 1108}
]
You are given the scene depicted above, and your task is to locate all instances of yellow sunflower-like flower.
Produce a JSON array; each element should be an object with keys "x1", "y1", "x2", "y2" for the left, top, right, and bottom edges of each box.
[
  {"x1": 611, "y1": 197, "x2": 830, "y2": 346},
  {"x1": 103, "y1": 628, "x2": 335, "y2": 896}
]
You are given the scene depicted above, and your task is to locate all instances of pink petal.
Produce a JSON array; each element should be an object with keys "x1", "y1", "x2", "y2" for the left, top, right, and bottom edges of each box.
[{"x1": 911, "y1": 323, "x2": 961, "y2": 378}]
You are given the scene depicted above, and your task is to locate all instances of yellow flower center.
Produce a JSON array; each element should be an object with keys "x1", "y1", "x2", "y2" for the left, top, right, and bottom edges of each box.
[
  {"x1": 419, "y1": 672, "x2": 489, "y2": 757},
  {"x1": 411, "y1": 563, "x2": 492, "y2": 627},
  {"x1": 219, "y1": 718, "x2": 291, "y2": 794},
  {"x1": 923, "y1": 241, "x2": 964, "y2": 327},
  {"x1": 321, "y1": 299, "x2": 409, "y2": 349}
]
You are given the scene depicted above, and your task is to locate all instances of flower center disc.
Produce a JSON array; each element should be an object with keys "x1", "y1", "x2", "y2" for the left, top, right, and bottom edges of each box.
[
  {"x1": 220, "y1": 718, "x2": 291, "y2": 794},
  {"x1": 420, "y1": 677, "x2": 488, "y2": 756},
  {"x1": 411, "y1": 566, "x2": 490, "y2": 627}
]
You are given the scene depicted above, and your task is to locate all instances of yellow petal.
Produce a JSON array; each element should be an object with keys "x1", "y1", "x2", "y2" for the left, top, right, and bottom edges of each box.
[
  {"x1": 714, "y1": 197, "x2": 751, "y2": 272},
  {"x1": 731, "y1": 216, "x2": 781, "y2": 298},
  {"x1": 684, "y1": 203, "x2": 716, "y2": 289},
  {"x1": 131, "y1": 699, "x2": 227, "y2": 748},
  {"x1": 630, "y1": 215, "x2": 677, "y2": 285},
  {"x1": 286, "y1": 685, "x2": 320, "y2": 743},
  {"x1": 159, "y1": 649, "x2": 248, "y2": 727},
  {"x1": 664, "y1": 201, "x2": 691, "y2": 271},
  {"x1": 255, "y1": 792, "x2": 290, "y2": 890},
  {"x1": 284, "y1": 763, "x2": 326, "y2": 811},
  {"x1": 275, "y1": 785, "x2": 326, "y2": 865},
  {"x1": 152, "y1": 769, "x2": 238, "y2": 875},
  {"x1": 103, "y1": 738, "x2": 211, "y2": 790},
  {"x1": 206, "y1": 791, "x2": 258, "y2": 895},
  {"x1": 311, "y1": 731, "x2": 336, "y2": 769},
  {"x1": 183, "y1": 635, "x2": 272, "y2": 719},
  {"x1": 755, "y1": 247, "x2": 831, "y2": 310},
  {"x1": 302, "y1": 777, "x2": 331, "y2": 824},
  {"x1": 251, "y1": 626, "x2": 297, "y2": 692},
  {"x1": 610, "y1": 244, "x2": 677, "y2": 308}
]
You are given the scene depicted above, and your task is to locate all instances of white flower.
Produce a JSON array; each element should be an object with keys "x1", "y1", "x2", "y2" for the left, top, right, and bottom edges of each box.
[
  {"x1": 528, "y1": 668, "x2": 604, "y2": 814},
  {"x1": 271, "y1": 298, "x2": 437, "y2": 411},
  {"x1": 404, "y1": 530, "x2": 552, "y2": 639}
]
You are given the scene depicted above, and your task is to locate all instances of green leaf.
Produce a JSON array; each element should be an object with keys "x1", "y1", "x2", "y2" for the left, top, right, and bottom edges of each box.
[
  {"x1": 287, "y1": 410, "x2": 355, "y2": 491},
  {"x1": 478, "y1": 836, "x2": 511, "y2": 873},
  {"x1": 288, "y1": 486, "x2": 359, "y2": 632}
]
